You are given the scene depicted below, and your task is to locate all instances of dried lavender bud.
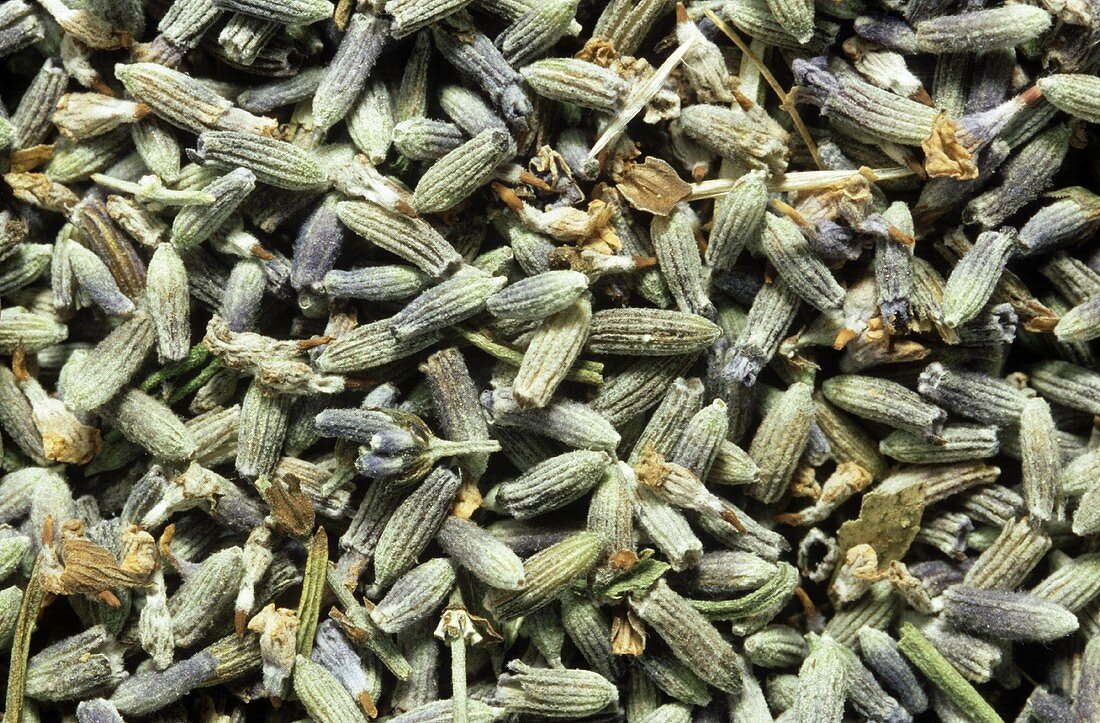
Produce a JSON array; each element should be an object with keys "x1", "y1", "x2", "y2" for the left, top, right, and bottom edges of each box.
[
  {"x1": 761, "y1": 213, "x2": 845, "y2": 312},
  {"x1": 629, "y1": 580, "x2": 745, "y2": 695},
  {"x1": 916, "y1": 363, "x2": 1024, "y2": 427},
  {"x1": 312, "y1": 12, "x2": 388, "y2": 132},
  {"x1": 941, "y1": 229, "x2": 1017, "y2": 327},
  {"x1": 171, "y1": 167, "x2": 256, "y2": 249},
  {"x1": 521, "y1": 58, "x2": 626, "y2": 112},
  {"x1": 335, "y1": 200, "x2": 463, "y2": 278},
  {"x1": 748, "y1": 382, "x2": 813, "y2": 504},
  {"x1": 374, "y1": 467, "x2": 463, "y2": 586},
  {"x1": 484, "y1": 531, "x2": 601, "y2": 620},
  {"x1": 586, "y1": 308, "x2": 721, "y2": 356},
  {"x1": 390, "y1": 271, "x2": 507, "y2": 340},
  {"x1": 915, "y1": 6, "x2": 1052, "y2": 54},
  {"x1": 413, "y1": 129, "x2": 515, "y2": 213},
  {"x1": 195, "y1": 130, "x2": 327, "y2": 191},
  {"x1": 145, "y1": 243, "x2": 190, "y2": 362},
  {"x1": 495, "y1": 660, "x2": 618, "y2": 719},
  {"x1": 493, "y1": 450, "x2": 611, "y2": 519},
  {"x1": 943, "y1": 585, "x2": 1078, "y2": 642}
]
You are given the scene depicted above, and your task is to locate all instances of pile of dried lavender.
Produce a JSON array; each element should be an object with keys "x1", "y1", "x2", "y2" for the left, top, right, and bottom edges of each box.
[{"x1": 3, "y1": 0, "x2": 1100, "y2": 720}]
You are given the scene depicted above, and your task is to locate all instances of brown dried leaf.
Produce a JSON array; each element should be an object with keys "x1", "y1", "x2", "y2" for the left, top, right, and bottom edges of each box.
[
  {"x1": 451, "y1": 481, "x2": 482, "y2": 519},
  {"x1": 610, "y1": 608, "x2": 646, "y2": 656},
  {"x1": 922, "y1": 114, "x2": 979, "y2": 180},
  {"x1": 4, "y1": 173, "x2": 80, "y2": 213},
  {"x1": 616, "y1": 157, "x2": 692, "y2": 216},
  {"x1": 836, "y1": 478, "x2": 926, "y2": 571},
  {"x1": 262, "y1": 475, "x2": 315, "y2": 538},
  {"x1": 43, "y1": 525, "x2": 157, "y2": 600},
  {"x1": 575, "y1": 37, "x2": 619, "y2": 67},
  {"x1": 634, "y1": 447, "x2": 670, "y2": 488},
  {"x1": 9, "y1": 145, "x2": 53, "y2": 173}
]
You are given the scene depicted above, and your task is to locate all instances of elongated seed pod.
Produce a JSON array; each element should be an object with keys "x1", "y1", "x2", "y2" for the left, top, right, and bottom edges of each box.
[
  {"x1": 520, "y1": 58, "x2": 627, "y2": 112},
  {"x1": 880, "y1": 424, "x2": 999, "y2": 464},
  {"x1": 437, "y1": 516, "x2": 525, "y2": 590},
  {"x1": 66, "y1": 241, "x2": 134, "y2": 316},
  {"x1": 1037, "y1": 74, "x2": 1100, "y2": 124},
  {"x1": 1030, "y1": 361, "x2": 1100, "y2": 415},
  {"x1": 588, "y1": 354, "x2": 697, "y2": 427},
  {"x1": 743, "y1": 625, "x2": 808, "y2": 669},
  {"x1": 486, "y1": 270, "x2": 589, "y2": 321},
  {"x1": 722, "y1": 276, "x2": 799, "y2": 386},
  {"x1": 707, "y1": 171, "x2": 767, "y2": 272},
  {"x1": 196, "y1": 131, "x2": 326, "y2": 190},
  {"x1": 495, "y1": 450, "x2": 611, "y2": 519},
  {"x1": 943, "y1": 585, "x2": 1077, "y2": 642},
  {"x1": 790, "y1": 635, "x2": 847, "y2": 723},
  {"x1": 749, "y1": 382, "x2": 813, "y2": 504},
  {"x1": 109, "y1": 653, "x2": 219, "y2": 716},
  {"x1": 652, "y1": 207, "x2": 714, "y2": 319},
  {"x1": 236, "y1": 378, "x2": 290, "y2": 479},
  {"x1": 1019, "y1": 397, "x2": 1062, "y2": 527},
  {"x1": 311, "y1": 12, "x2": 387, "y2": 132},
  {"x1": 915, "y1": 6, "x2": 1052, "y2": 54},
  {"x1": 767, "y1": 0, "x2": 814, "y2": 43},
  {"x1": 413, "y1": 129, "x2": 515, "y2": 213},
  {"x1": 63, "y1": 313, "x2": 154, "y2": 412},
  {"x1": 560, "y1": 590, "x2": 618, "y2": 679},
  {"x1": 1054, "y1": 296, "x2": 1100, "y2": 342},
  {"x1": 167, "y1": 547, "x2": 244, "y2": 645},
  {"x1": 761, "y1": 213, "x2": 844, "y2": 312},
  {"x1": 822, "y1": 374, "x2": 946, "y2": 439},
  {"x1": 631, "y1": 474, "x2": 704, "y2": 571},
  {"x1": 963, "y1": 517, "x2": 1051, "y2": 590},
  {"x1": 431, "y1": 17, "x2": 532, "y2": 129},
  {"x1": 371, "y1": 558, "x2": 456, "y2": 633},
  {"x1": 392, "y1": 118, "x2": 464, "y2": 161},
  {"x1": 586, "y1": 462, "x2": 635, "y2": 561},
  {"x1": 484, "y1": 531, "x2": 601, "y2": 620},
  {"x1": 629, "y1": 580, "x2": 744, "y2": 695},
  {"x1": 485, "y1": 388, "x2": 621, "y2": 450},
  {"x1": 916, "y1": 363, "x2": 1024, "y2": 427},
  {"x1": 145, "y1": 244, "x2": 190, "y2": 362},
  {"x1": 727, "y1": 0, "x2": 840, "y2": 51},
  {"x1": 71, "y1": 197, "x2": 147, "y2": 297},
  {"x1": 965, "y1": 124, "x2": 1071, "y2": 229},
  {"x1": 374, "y1": 467, "x2": 462, "y2": 586},
  {"x1": 115, "y1": 63, "x2": 274, "y2": 135},
  {"x1": 439, "y1": 83, "x2": 507, "y2": 136},
  {"x1": 293, "y1": 654, "x2": 367, "y2": 723},
  {"x1": 669, "y1": 399, "x2": 728, "y2": 480},
  {"x1": 1077, "y1": 637, "x2": 1100, "y2": 721},
  {"x1": 171, "y1": 168, "x2": 256, "y2": 249},
  {"x1": 941, "y1": 229, "x2": 1016, "y2": 327},
  {"x1": 336, "y1": 200, "x2": 463, "y2": 278},
  {"x1": 323, "y1": 265, "x2": 427, "y2": 302},
  {"x1": 586, "y1": 309, "x2": 721, "y2": 356},
  {"x1": 679, "y1": 104, "x2": 789, "y2": 173},
  {"x1": 498, "y1": 0, "x2": 579, "y2": 66},
  {"x1": 315, "y1": 319, "x2": 444, "y2": 373},
  {"x1": 628, "y1": 377, "x2": 704, "y2": 464},
  {"x1": 513, "y1": 295, "x2": 591, "y2": 408},
  {"x1": 857, "y1": 627, "x2": 928, "y2": 715},
  {"x1": 387, "y1": 0, "x2": 467, "y2": 37},
  {"x1": 496, "y1": 660, "x2": 618, "y2": 718},
  {"x1": 12, "y1": 58, "x2": 68, "y2": 150},
  {"x1": 391, "y1": 272, "x2": 507, "y2": 339},
  {"x1": 421, "y1": 348, "x2": 493, "y2": 480}
]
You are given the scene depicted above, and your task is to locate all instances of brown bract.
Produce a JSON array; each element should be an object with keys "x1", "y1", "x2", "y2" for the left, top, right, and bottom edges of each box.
[
  {"x1": 923, "y1": 114, "x2": 979, "y2": 180},
  {"x1": 616, "y1": 157, "x2": 692, "y2": 216}
]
